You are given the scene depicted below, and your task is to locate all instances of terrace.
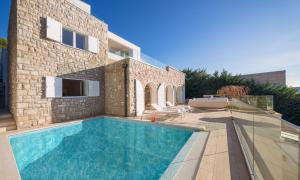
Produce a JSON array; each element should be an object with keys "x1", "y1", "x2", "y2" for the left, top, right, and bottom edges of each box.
[
  {"x1": 136, "y1": 95, "x2": 300, "y2": 180},
  {"x1": 1, "y1": 95, "x2": 299, "y2": 179},
  {"x1": 1, "y1": 0, "x2": 298, "y2": 179}
]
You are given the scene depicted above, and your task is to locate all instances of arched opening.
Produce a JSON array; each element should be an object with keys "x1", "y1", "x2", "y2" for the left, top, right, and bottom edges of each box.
[{"x1": 144, "y1": 83, "x2": 157, "y2": 110}]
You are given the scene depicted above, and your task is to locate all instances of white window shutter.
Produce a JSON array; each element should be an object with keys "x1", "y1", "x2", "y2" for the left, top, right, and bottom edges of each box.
[
  {"x1": 87, "y1": 80, "x2": 100, "y2": 97},
  {"x1": 46, "y1": 76, "x2": 62, "y2": 98},
  {"x1": 135, "y1": 80, "x2": 145, "y2": 116},
  {"x1": 46, "y1": 17, "x2": 62, "y2": 42},
  {"x1": 88, "y1": 36, "x2": 99, "y2": 53},
  {"x1": 157, "y1": 83, "x2": 166, "y2": 107}
]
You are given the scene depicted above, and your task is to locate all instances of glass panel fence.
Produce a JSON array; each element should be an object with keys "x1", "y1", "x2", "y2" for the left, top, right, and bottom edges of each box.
[
  {"x1": 141, "y1": 53, "x2": 167, "y2": 69},
  {"x1": 231, "y1": 96, "x2": 299, "y2": 180}
]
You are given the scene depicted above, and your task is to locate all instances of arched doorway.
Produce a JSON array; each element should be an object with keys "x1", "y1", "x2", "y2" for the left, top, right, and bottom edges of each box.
[{"x1": 144, "y1": 83, "x2": 157, "y2": 110}]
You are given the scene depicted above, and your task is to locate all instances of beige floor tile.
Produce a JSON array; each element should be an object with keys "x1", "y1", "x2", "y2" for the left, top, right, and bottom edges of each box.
[
  {"x1": 213, "y1": 152, "x2": 231, "y2": 180},
  {"x1": 216, "y1": 135, "x2": 228, "y2": 153}
]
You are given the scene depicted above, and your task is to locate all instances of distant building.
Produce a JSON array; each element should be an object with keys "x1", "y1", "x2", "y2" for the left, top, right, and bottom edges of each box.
[
  {"x1": 296, "y1": 87, "x2": 300, "y2": 94},
  {"x1": 241, "y1": 70, "x2": 286, "y2": 86}
]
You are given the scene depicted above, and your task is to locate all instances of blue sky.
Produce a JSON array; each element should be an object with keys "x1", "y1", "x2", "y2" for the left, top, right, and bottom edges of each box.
[{"x1": 1, "y1": 0, "x2": 299, "y2": 86}]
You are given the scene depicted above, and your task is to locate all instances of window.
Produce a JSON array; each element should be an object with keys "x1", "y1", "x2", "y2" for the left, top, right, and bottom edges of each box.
[
  {"x1": 62, "y1": 79, "x2": 85, "y2": 97},
  {"x1": 62, "y1": 28, "x2": 73, "y2": 46},
  {"x1": 76, "y1": 33, "x2": 87, "y2": 50}
]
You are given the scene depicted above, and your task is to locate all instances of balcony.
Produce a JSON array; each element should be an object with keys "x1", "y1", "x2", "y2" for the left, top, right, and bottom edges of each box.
[
  {"x1": 108, "y1": 31, "x2": 140, "y2": 61},
  {"x1": 140, "y1": 53, "x2": 167, "y2": 69},
  {"x1": 108, "y1": 49, "x2": 130, "y2": 61}
]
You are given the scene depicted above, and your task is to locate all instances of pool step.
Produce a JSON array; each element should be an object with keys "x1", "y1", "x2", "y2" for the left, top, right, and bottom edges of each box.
[{"x1": 0, "y1": 112, "x2": 17, "y2": 132}]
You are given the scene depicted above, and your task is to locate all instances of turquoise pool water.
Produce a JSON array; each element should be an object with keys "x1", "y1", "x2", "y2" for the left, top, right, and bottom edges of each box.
[{"x1": 9, "y1": 117, "x2": 193, "y2": 180}]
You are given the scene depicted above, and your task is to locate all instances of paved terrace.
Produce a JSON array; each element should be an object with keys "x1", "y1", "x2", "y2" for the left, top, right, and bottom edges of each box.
[
  {"x1": 0, "y1": 108, "x2": 251, "y2": 179},
  {"x1": 142, "y1": 108, "x2": 251, "y2": 180}
]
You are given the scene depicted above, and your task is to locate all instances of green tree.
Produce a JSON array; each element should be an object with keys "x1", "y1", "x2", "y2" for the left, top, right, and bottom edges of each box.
[
  {"x1": 182, "y1": 68, "x2": 300, "y2": 125},
  {"x1": 0, "y1": 38, "x2": 8, "y2": 48}
]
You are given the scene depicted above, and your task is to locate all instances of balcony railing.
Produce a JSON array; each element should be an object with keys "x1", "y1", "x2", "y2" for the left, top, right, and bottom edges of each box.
[
  {"x1": 108, "y1": 51, "x2": 169, "y2": 70},
  {"x1": 230, "y1": 96, "x2": 299, "y2": 180},
  {"x1": 108, "y1": 48, "x2": 131, "y2": 61},
  {"x1": 108, "y1": 52, "x2": 127, "y2": 61},
  {"x1": 141, "y1": 53, "x2": 167, "y2": 69}
]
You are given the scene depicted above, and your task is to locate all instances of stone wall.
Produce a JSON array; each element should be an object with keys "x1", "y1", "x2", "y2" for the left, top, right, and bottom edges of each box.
[
  {"x1": 127, "y1": 59, "x2": 185, "y2": 116},
  {"x1": 9, "y1": 0, "x2": 108, "y2": 128},
  {"x1": 104, "y1": 58, "x2": 185, "y2": 117},
  {"x1": 104, "y1": 59, "x2": 127, "y2": 116}
]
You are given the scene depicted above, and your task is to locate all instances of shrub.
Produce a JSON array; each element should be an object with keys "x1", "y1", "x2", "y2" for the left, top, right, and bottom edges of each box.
[
  {"x1": 182, "y1": 69, "x2": 300, "y2": 125},
  {"x1": 217, "y1": 85, "x2": 249, "y2": 98},
  {"x1": 0, "y1": 38, "x2": 7, "y2": 48}
]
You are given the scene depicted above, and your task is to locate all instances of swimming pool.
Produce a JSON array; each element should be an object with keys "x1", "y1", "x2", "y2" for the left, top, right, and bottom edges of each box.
[{"x1": 9, "y1": 117, "x2": 194, "y2": 179}]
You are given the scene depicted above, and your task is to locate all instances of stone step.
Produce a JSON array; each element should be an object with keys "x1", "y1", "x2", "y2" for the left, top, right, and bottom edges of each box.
[
  {"x1": 0, "y1": 118, "x2": 16, "y2": 127},
  {"x1": 0, "y1": 125, "x2": 17, "y2": 133},
  {"x1": 0, "y1": 113, "x2": 13, "y2": 120},
  {"x1": 0, "y1": 112, "x2": 17, "y2": 132}
]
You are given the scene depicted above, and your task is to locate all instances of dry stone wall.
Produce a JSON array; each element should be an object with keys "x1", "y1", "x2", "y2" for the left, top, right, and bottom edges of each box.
[
  {"x1": 9, "y1": 0, "x2": 186, "y2": 128},
  {"x1": 104, "y1": 59, "x2": 127, "y2": 116},
  {"x1": 9, "y1": 0, "x2": 108, "y2": 128},
  {"x1": 127, "y1": 59, "x2": 185, "y2": 116}
]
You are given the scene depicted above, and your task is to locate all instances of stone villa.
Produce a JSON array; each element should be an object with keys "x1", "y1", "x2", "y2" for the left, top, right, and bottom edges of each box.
[{"x1": 3, "y1": 0, "x2": 185, "y2": 129}]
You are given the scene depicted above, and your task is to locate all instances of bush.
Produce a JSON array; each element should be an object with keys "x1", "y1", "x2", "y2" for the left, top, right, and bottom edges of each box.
[
  {"x1": 183, "y1": 69, "x2": 300, "y2": 126},
  {"x1": 217, "y1": 85, "x2": 249, "y2": 98}
]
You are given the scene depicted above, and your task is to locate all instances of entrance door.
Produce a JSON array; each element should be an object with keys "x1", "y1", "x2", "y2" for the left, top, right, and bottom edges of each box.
[{"x1": 0, "y1": 48, "x2": 8, "y2": 110}]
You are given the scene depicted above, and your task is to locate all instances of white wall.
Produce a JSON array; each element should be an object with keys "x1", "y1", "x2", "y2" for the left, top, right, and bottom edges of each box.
[{"x1": 108, "y1": 31, "x2": 141, "y2": 60}]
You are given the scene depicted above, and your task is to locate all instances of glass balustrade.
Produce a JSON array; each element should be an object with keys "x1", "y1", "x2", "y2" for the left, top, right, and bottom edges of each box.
[
  {"x1": 230, "y1": 96, "x2": 299, "y2": 180},
  {"x1": 141, "y1": 53, "x2": 167, "y2": 69}
]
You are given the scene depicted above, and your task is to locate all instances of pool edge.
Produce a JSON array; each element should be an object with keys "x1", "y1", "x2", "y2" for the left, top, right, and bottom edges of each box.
[
  {"x1": 1, "y1": 116, "x2": 207, "y2": 179},
  {"x1": 160, "y1": 131, "x2": 209, "y2": 180},
  {"x1": 0, "y1": 134, "x2": 21, "y2": 180}
]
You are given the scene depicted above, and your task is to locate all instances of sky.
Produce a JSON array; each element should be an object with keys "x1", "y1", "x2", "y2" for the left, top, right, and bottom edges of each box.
[{"x1": 1, "y1": 0, "x2": 299, "y2": 86}]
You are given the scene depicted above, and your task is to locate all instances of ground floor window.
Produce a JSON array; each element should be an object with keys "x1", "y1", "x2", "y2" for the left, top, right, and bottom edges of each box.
[{"x1": 62, "y1": 79, "x2": 85, "y2": 97}]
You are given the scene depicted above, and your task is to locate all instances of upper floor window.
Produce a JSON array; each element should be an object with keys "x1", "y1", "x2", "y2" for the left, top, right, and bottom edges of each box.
[
  {"x1": 76, "y1": 33, "x2": 87, "y2": 50},
  {"x1": 62, "y1": 28, "x2": 73, "y2": 47}
]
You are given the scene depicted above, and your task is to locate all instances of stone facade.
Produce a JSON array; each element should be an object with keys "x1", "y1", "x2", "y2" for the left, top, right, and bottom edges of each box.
[
  {"x1": 8, "y1": 0, "x2": 186, "y2": 129},
  {"x1": 9, "y1": 0, "x2": 108, "y2": 128},
  {"x1": 127, "y1": 60, "x2": 185, "y2": 116},
  {"x1": 104, "y1": 59, "x2": 126, "y2": 116},
  {"x1": 104, "y1": 59, "x2": 185, "y2": 117}
]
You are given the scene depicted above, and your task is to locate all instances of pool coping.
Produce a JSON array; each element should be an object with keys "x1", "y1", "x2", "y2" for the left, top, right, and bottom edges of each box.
[
  {"x1": 0, "y1": 116, "x2": 208, "y2": 179},
  {"x1": 160, "y1": 131, "x2": 209, "y2": 180}
]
